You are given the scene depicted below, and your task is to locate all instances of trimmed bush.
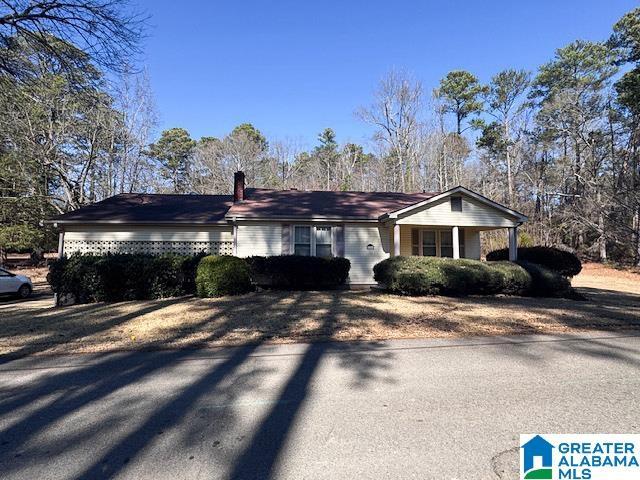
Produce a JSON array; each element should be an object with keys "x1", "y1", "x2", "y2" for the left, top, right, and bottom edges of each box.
[
  {"x1": 374, "y1": 256, "x2": 544, "y2": 297},
  {"x1": 516, "y1": 261, "x2": 574, "y2": 298},
  {"x1": 48, "y1": 253, "x2": 205, "y2": 303},
  {"x1": 246, "y1": 255, "x2": 350, "y2": 290},
  {"x1": 375, "y1": 256, "x2": 581, "y2": 299},
  {"x1": 486, "y1": 246, "x2": 582, "y2": 277},
  {"x1": 196, "y1": 255, "x2": 252, "y2": 297}
]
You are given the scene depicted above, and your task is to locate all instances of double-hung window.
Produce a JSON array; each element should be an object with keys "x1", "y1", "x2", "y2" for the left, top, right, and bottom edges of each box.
[
  {"x1": 422, "y1": 231, "x2": 437, "y2": 257},
  {"x1": 411, "y1": 229, "x2": 420, "y2": 256},
  {"x1": 294, "y1": 226, "x2": 312, "y2": 256},
  {"x1": 315, "y1": 226, "x2": 332, "y2": 257},
  {"x1": 440, "y1": 230, "x2": 454, "y2": 258},
  {"x1": 294, "y1": 225, "x2": 332, "y2": 257}
]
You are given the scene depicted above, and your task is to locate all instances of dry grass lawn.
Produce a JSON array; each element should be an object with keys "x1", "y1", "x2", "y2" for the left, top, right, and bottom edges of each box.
[{"x1": 1, "y1": 263, "x2": 639, "y2": 357}]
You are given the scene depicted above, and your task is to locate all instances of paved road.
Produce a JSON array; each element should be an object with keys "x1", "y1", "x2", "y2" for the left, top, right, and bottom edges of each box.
[{"x1": 1, "y1": 333, "x2": 639, "y2": 480}]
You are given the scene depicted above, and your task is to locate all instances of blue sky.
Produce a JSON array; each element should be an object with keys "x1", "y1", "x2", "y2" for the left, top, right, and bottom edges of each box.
[{"x1": 139, "y1": 0, "x2": 638, "y2": 148}]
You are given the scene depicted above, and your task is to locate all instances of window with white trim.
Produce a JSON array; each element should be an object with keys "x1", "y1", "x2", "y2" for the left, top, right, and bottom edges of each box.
[
  {"x1": 411, "y1": 229, "x2": 420, "y2": 256},
  {"x1": 440, "y1": 230, "x2": 454, "y2": 258},
  {"x1": 315, "y1": 226, "x2": 332, "y2": 257},
  {"x1": 293, "y1": 225, "x2": 333, "y2": 257},
  {"x1": 422, "y1": 231, "x2": 437, "y2": 256},
  {"x1": 416, "y1": 229, "x2": 465, "y2": 258},
  {"x1": 294, "y1": 226, "x2": 311, "y2": 256}
]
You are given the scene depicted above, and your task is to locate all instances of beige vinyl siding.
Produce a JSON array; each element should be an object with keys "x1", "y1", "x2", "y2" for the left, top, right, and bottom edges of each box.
[
  {"x1": 345, "y1": 223, "x2": 391, "y2": 283},
  {"x1": 396, "y1": 194, "x2": 519, "y2": 227},
  {"x1": 236, "y1": 223, "x2": 282, "y2": 257},
  {"x1": 398, "y1": 226, "x2": 414, "y2": 257},
  {"x1": 464, "y1": 229, "x2": 481, "y2": 259}
]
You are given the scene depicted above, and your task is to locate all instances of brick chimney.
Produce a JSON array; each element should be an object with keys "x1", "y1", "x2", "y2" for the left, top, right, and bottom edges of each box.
[{"x1": 233, "y1": 171, "x2": 245, "y2": 202}]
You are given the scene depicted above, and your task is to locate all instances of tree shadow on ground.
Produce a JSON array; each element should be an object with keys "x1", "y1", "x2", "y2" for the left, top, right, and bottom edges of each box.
[
  {"x1": 0, "y1": 297, "x2": 191, "y2": 363},
  {"x1": 0, "y1": 292, "x2": 395, "y2": 480},
  {"x1": 1, "y1": 283, "x2": 640, "y2": 478}
]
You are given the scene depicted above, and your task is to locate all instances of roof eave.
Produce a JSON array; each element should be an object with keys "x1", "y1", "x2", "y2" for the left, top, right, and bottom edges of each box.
[
  {"x1": 224, "y1": 214, "x2": 380, "y2": 223},
  {"x1": 45, "y1": 219, "x2": 231, "y2": 226}
]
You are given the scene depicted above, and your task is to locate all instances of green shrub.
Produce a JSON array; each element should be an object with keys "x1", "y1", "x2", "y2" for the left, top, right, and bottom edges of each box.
[
  {"x1": 196, "y1": 255, "x2": 252, "y2": 297},
  {"x1": 373, "y1": 256, "x2": 536, "y2": 297},
  {"x1": 246, "y1": 255, "x2": 351, "y2": 290},
  {"x1": 516, "y1": 261, "x2": 574, "y2": 298},
  {"x1": 48, "y1": 253, "x2": 204, "y2": 303},
  {"x1": 486, "y1": 246, "x2": 582, "y2": 277}
]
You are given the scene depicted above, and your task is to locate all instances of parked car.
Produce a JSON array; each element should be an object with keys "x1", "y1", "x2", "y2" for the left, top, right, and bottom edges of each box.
[{"x1": 0, "y1": 268, "x2": 33, "y2": 298}]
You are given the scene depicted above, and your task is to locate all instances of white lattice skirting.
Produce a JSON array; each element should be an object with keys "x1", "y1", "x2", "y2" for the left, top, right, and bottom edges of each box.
[{"x1": 65, "y1": 240, "x2": 233, "y2": 256}]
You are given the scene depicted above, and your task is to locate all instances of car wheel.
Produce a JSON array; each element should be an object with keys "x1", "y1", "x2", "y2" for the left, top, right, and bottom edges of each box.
[{"x1": 17, "y1": 284, "x2": 32, "y2": 299}]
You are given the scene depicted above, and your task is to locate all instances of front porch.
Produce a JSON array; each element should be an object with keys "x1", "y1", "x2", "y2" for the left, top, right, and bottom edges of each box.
[
  {"x1": 389, "y1": 223, "x2": 519, "y2": 261},
  {"x1": 380, "y1": 188, "x2": 526, "y2": 262}
]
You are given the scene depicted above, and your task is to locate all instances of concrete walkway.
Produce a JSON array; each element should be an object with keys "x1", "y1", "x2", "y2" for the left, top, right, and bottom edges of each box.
[{"x1": 1, "y1": 333, "x2": 639, "y2": 479}]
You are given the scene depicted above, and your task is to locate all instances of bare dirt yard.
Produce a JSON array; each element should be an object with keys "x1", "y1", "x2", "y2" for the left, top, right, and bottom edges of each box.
[{"x1": 1, "y1": 263, "x2": 639, "y2": 357}]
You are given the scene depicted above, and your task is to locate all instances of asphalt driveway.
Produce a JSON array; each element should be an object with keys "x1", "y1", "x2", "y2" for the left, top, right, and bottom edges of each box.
[{"x1": 1, "y1": 333, "x2": 639, "y2": 479}]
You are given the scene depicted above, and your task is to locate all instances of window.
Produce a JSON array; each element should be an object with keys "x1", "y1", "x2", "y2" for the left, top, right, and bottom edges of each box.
[
  {"x1": 0, "y1": 269, "x2": 11, "y2": 277},
  {"x1": 315, "y1": 226, "x2": 332, "y2": 257},
  {"x1": 411, "y1": 229, "x2": 420, "y2": 256},
  {"x1": 451, "y1": 196, "x2": 462, "y2": 212},
  {"x1": 294, "y1": 226, "x2": 311, "y2": 256},
  {"x1": 294, "y1": 225, "x2": 333, "y2": 257},
  {"x1": 459, "y1": 228, "x2": 465, "y2": 258},
  {"x1": 440, "y1": 230, "x2": 453, "y2": 258},
  {"x1": 422, "y1": 230, "x2": 437, "y2": 256}
]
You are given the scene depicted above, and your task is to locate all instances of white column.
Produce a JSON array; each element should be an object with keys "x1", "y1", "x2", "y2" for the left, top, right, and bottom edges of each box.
[
  {"x1": 57, "y1": 231, "x2": 65, "y2": 258},
  {"x1": 508, "y1": 227, "x2": 518, "y2": 261},
  {"x1": 452, "y1": 226, "x2": 460, "y2": 259},
  {"x1": 54, "y1": 231, "x2": 64, "y2": 306},
  {"x1": 232, "y1": 223, "x2": 238, "y2": 256},
  {"x1": 393, "y1": 223, "x2": 400, "y2": 257}
]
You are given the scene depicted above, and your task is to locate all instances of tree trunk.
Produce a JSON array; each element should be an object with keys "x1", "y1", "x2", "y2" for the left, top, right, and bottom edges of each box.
[{"x1": 598, "y1": 214, "x2": 607, "y2": 262}]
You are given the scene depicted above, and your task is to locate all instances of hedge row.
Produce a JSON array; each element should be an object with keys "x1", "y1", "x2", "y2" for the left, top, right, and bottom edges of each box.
[
  {"x1": 49, "y1": 250, "x2": 577, "y2": 304},
  {"x1": 245, "y1": 255, "x2": 351, "y2": 290},
  {"x1": 373, "y1": 256, "x2": 574, "y2": 298},
  {"x1": 49, "y1": 253, "x2": 352, "y2": 303},
  {"x1": 486, "y1": 246, "x2": 582, "y2": 277},
  {"x1": 48, "y1": 253, "x2": 204, "y2": 303},
  {"x1": 195, "y1": 255, "x2": 351, "y2": 296}
]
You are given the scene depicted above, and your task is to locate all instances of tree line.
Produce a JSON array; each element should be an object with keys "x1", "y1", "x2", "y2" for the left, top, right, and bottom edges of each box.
[{"x1": 1, "y1": 1, "x2": 639, "y2": 265}]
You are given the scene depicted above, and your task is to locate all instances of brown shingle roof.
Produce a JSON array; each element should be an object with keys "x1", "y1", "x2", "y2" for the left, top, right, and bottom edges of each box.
[
  {"x1": 226, "y1": 188, "x2": 438, "y2": 219},
  {"x1": 49, "y1": 193, "x2": 233, "y2": 224},
  {"x1": 49, "y1": 188, "x2": 440, "y2": 224}
]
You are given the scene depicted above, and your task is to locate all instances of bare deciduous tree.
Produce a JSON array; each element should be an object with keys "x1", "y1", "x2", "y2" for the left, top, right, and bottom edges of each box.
[
  {"x1": 357, "y1": 70, "x2": 424, "y2": 192},
  {"x1": 0, "y1": 0, "x2": 145, "y2": 79}
]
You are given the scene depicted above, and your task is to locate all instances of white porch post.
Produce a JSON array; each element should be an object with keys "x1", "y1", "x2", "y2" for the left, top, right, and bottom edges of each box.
[
  {"x1": 54, "y1": 230, "x2": 65, "y2": 306},
  {"x1": 508, "y1": 227, "x2": 518, "y2": 261},
  {"x1": 232, "y1": 222, "x2": 238, "y2": 256},
  {"x1": 57, "y1": 231, "x2": 65, "y2": 258},
  {"x1": 452, "y1": 226, "x2": 460, "y2": 259},
  {"x1": 393, "y1": 223, "x2": 400, "y2": 257}
]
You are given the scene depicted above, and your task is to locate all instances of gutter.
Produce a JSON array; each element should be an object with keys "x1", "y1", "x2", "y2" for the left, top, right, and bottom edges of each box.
[
  {"x1": 223, "y1": 216, "x2": 380, "y2": 223},
  {"x1": 45, "y1": 220, "x2": 231, "y2": 227}
]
